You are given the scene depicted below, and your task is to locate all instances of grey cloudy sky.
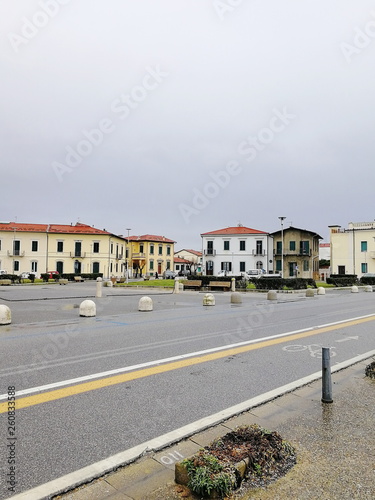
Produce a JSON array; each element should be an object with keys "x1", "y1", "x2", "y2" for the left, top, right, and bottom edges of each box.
[{"x1": 1, "y1": 0, "x2": 374, "y2": 249}]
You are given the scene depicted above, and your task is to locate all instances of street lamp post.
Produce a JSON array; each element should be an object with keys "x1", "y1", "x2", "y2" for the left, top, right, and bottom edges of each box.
[
  {"x1": 278, "y1": 216, "x2": 286, "y2": 277},
  {"x1": 126, "y1": 228, "x2": 131, "y2": 283}
]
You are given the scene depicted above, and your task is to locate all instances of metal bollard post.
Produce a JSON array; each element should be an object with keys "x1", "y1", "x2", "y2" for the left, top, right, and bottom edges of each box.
[{"x1": 321, "y1": 347, "x2": 333, "y2": 403}]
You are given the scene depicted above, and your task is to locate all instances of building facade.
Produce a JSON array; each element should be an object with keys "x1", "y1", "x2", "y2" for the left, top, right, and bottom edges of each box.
[
  {"x1": 0, "y1": 222, "x2": 127, "y2": 278},
  {"x1": 271, "y1": 226, "x2": 322, "y2": 279},
  {"x1": 128, "y1": 234, "x2": 175, "y2": 277},
  {"x1": 201, "y1": 225, "x2": 273, "y2": 276},
  {"x1": 174, "y1": 249, "x2": 202, "y2": 274},
  {"x1": 329, "y1": 221, "x2": 375, "y2": 276}
]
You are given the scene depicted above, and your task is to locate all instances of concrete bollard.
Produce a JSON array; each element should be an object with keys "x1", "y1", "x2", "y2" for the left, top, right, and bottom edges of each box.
[
  {"x1": 139, "y1": 296, "x2": 153, "y2": 311},
  {"x1": 203, "y1": 293, "x2": 215, "y2": 306},
  {"x1": 0, "y1": 305, "x2": 11, "y2": 325},
  {"x1": 79, "y1": 300, "x2": 96, "y2": 317},
  {"x1": 267, "y1": 290, "x2": 277, "y2": 301},
  {"x1": 230, "y1": 292, "x2": 242, "y2": 304},
  {"x1": 96, "y1": 277, "x2": 103, "y2": 298},
  {"x1": 364, "y1": 285, "x2": 373, "y2": 292},
  {"x1": 174, "y1": 278, "x2": 180, "y2": 294},
  {"x1": 104, "y1": 280, "x2": 113, "y2": 287},
  {"x1": 317, "y1": 287, "x2": 326, "y2": 295},
  {"x1": 351, "y1": 285, "x2": 359, "y2": 293},
  {"x1": 179, "y1": 282, "x2": 184, "y2": 292},
  {"x1": 306, "y1": 288, "x2": 315, "y2": 297},
  {"x1": 231, "y1": 278, "x2": 236, "y2": 292}
]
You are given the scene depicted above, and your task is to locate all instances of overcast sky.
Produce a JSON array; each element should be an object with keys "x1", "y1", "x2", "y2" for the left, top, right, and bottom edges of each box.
[{"x1": 1, "y1": 0, "x2": 374, "y2": 249}]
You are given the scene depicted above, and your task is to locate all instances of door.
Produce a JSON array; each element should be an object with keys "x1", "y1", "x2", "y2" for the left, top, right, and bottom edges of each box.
[
  {"x1": 289, "y1": 262, "x2": 297, "y2": 277},
  {"x1": 74, "y1": 260, "x2": 81, "y2": 274},
  {"x1": 158, "y1": 263, "x2": 162, "y2": 274}
]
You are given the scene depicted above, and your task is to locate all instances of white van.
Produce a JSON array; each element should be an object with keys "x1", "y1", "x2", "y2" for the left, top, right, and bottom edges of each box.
[{"x1": 244, "y1": 269, "x2": 263, "y2": 279}]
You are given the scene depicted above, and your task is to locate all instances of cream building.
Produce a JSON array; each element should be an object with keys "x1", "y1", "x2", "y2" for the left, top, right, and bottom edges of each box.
[
  {"x1": 329, "y1": 221, "x2": 375, "y2": 276},
  {"x1": 0, "y1": 222, "x2": 127, "y2": 278}
]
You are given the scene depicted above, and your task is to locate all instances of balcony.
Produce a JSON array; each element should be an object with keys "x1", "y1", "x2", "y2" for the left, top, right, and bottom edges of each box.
[
  {"x1": 204, "y1": 249, "x2": 216, "y2": 256},
  {"x1": 116, "y1": 254, "x2": 124, "y2": 260},
  {"x1": 274, "y1": 250, "x2": 312, "y2": 257},
  {"x1": 7, "y1": 250, "x2": 25, "y2": 257},
  {"x1": 70, "y1": 252, "x2": 86, "y2": 258},
  {"x1": 132, "y1": 253, "x2": 146, "y2": 259},
  {"x1": 252, "y1": 250, "x2": 266, "y2": 256}
]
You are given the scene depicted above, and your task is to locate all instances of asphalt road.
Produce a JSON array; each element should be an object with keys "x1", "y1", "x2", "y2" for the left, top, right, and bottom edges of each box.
[{"x1": 0, "y1": 283, "x2": 374, "y2": 498}]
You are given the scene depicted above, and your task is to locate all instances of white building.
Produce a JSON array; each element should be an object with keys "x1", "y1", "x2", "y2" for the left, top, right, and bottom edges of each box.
[
  {"x1": 329, "y1": 221, "x2": 375, "y2": 276},
  {"x1": 201, "y1": 225, "x2": 273, "y2": 276}
]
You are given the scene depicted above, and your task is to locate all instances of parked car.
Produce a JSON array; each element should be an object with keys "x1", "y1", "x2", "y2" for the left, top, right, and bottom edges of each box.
[
  {"x1": 0, "y1": 270, "x2": 8, "y2": 275},
  {"x1": 163, "y1": 270, "x2": 177, "y2": 279},
  {"x1": 217, "y1": 270, "x2": 234, "y2": 277},
  {"x1": 244, "y1": 269, "x2": 263, "y2": 279},
  {"x1": 178, "y1": 269, "x2": 190, "y2": 277}
]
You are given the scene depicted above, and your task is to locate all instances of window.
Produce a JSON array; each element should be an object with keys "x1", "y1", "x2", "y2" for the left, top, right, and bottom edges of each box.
[
  {"x1": 110, "y1": 243, "x2": 113, "y2": 254},
  {"x1": 13, "y1": 240, "x2": 20, "y2": 256},
  {"x1": 289, "y1": 241, "x2": 296, "y2": 251},
  {"x1": 32, "y1": 241, "x2": 38, "y2": 252},
  {"x1": 93, "y1": 262, "x2": 100, "y2": 273},
  {"x1": 221, "y1": 262, "x2": 232, "y2": 271},
  {"x1": 166, "y1": 261, "x2": 171, "y2": 270},
  {"x1": 75, "y1": 241, "x2": 82, "y2": 257},
  {"x1": 239, "y1": 240, "x2": 246, "y2": 251},
  {"x1": 31, "y1": 261, "x2": 38, "y2": 272},
  {"x1": 57, "y1": 241, "x2": 64, "y2": 252},
  {"x1": 207, "y1": 241, "x2": 214, "y2": 255},
  {"x1": 361, "y1": 241, "x2": 367, "y2": 252},
  {"x1": 150, "y1": 260, "x2": 154, "y2": 270},
  {"x1": 224, "y1": 241, "x2": 230, "y2": 251},
  {"x1": 140, "y1": 244, "x2": 144, "y2": 253},
  {"x1": 256, "y1": 240, "x2": 263, "y2": 255},
  {"x1": 303, "y1": 260, "x2": 309, "y2": 271},
  {"x1": 276, "y1": 259, "x2": 282, "y2": 271},
  {"x1": 276, "y1": 241, "x2": 282, "y2": 254},
  {"x1": 361, "y1": 262, "x2": 368, "y2": 273},
  {"x1": 14, "y1": 261, "x2": 20, "y2": 272},
  {"x1": 93, "y1": 242, "x2": 99, "y2": 253},
  {"x1": 150, "y1": 244, "x2": 154, "y2": 255},
  {"x1": 56, "y1": 261, "x2": 64, "y2": 274},
  {"x1": 158, "y1": 245, "x2": 163, "y2": 255},
  {"x1": 240, "y1": 261, "x2": 245, "y2": 272},
  {"x1": 176, "y1": 264, "x2": 180, "y2": 271},
  {"x1": 338, "y1": 265, "x2": 345, "y2": 274},
  {"x1": 300, "y1": 241, "x2": 310, "y2": 255},
  {"x1": 0, "y1": 240, "x2": 1, "y2": 250},
  {"x1": 167, "y1": 246, "x2": 171, "y2": 256},
  {"x1": 256, "y1": 261, "x2": 263, "y2": 270}
]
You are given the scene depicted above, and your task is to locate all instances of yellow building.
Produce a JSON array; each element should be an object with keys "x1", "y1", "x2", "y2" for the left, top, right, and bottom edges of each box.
[
  {"x1": 128, "y1": 234, "x2": 175, "y2": 277},
  {"x1": 272, "y1": 226, "x2": 322, "y2": 279},
  {"x1": 329, "y1": 222, "x2": 375, "y2": 276},
  {"x1": 0, "y1": 222, "x2": 127, "y2": 278}
]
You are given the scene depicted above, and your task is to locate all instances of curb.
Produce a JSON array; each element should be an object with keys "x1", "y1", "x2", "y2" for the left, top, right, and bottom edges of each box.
[{"x1": 10, "y1": 350, "x2": 375, "y2": 500}]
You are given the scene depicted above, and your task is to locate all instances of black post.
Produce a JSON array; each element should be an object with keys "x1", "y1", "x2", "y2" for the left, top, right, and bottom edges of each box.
[{"x1": 321, "y1": 347, "x2": 333, "y2": 403}]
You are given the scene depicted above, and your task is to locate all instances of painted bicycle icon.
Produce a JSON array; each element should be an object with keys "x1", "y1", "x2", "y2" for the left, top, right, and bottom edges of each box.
[{"x1": 282, "y1": 343, "x2": 336, "y2": 358}]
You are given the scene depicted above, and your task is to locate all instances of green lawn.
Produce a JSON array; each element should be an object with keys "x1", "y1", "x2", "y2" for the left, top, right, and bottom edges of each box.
[{"x1": 115, "y1": 279, "x2": 175, "y2": 287}]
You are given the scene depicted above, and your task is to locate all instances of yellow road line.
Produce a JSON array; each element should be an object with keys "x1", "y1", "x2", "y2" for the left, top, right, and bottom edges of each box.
[{"x1": 1, "y1": 315, "x2": 374, "y2": 414}]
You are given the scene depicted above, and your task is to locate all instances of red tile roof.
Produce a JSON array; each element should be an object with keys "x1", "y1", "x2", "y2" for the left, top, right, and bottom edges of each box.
[
  {"x1": 201, "y1": 226, "x2": 268, "y2": 236},
  {"x1": 128, "y1": 234, "x2": 176, "y2": 243},
  {"x1": 0, "y1": 222, "x2": 112, "y2": 235},
  {"x1": 176, "y1": 249, "x2": 202, "y2": 256},
  {"x1": 174, "y1": 257, "x2": 191, "y2": 263}
]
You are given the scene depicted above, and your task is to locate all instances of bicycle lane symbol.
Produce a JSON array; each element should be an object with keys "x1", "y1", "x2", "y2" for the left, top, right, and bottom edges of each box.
[{"x1": 282, "y1": 344, "x2": 337, "y2": 358}]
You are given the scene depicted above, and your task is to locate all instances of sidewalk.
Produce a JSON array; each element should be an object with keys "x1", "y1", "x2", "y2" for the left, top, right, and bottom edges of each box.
[{"x1": 53, "y1": 358, "x2": 374, "y2": 500}]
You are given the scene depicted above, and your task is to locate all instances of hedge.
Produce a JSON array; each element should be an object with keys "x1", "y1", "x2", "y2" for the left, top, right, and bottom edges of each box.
[
  {"x1": 359, "y1": 276, "x2": 375, "y2": 285},
  {"x1": 253, "y1": 277, "x2": 316, "y2": 290},
  {"x1": 186, "y1": 275, "x2": 242, "y2": 286},
  {"x1": 326, "y1": 275, "x2": 358, "y2": 287}
]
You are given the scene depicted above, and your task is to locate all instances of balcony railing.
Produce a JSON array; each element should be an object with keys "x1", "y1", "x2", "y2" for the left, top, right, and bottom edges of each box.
[
  {"x1": 116, "y1": 254, "x2": 124, "y2": 260},
  {"x1": 252, "y1": 250, "x2": 266, "y2": 256},
  {"x1": 132, "y1": 253, "x2": 146, "y2": 259},
  {"x1": 7, "y1": 250, "x2": 25, "y2": 257},
  {"x1": 204, "y1": 249, "x2": 216, "y2": 256},
  {"x1": 274, "y1": 250, "x2": 312, "y2": 257},
  {"x1": 70, "y1": 252, "x2": 86, "y2": 258}
]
